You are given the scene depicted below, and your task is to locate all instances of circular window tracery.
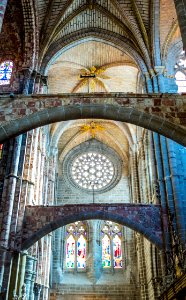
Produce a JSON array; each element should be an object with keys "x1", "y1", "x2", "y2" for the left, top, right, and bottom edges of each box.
[
  {"x1": 63, "y1": 140, "x2": 122, "y2": 194},
  {"x1": 71, "y1": 152, "x2": 114, "y2": 191}
]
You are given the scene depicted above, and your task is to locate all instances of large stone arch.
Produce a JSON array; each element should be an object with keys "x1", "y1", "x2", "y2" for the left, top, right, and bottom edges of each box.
[
  {"x1": 0, "y1": 94, "x2": 185, "y2": 146},
  {"x1": 20, "y1": 204, "x2": 165, "y2": 250}
]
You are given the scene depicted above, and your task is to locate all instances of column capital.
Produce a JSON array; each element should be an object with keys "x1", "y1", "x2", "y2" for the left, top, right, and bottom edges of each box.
[{"x1": 154, "y1": 66, "x2": 165, "y2": 75}]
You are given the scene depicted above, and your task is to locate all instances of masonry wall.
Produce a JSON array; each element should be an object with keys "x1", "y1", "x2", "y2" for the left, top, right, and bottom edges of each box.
[{"x1": 57, "y1": 173, "x2": 130, "y2": 204}]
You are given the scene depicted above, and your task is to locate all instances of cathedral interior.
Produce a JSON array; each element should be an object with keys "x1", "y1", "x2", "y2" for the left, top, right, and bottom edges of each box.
[{"x1": 0, "y1": 0, "x2": 186, "y2": 299}]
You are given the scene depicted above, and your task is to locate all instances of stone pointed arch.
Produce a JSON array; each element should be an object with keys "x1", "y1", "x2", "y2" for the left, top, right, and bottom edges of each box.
[
  {"x1": 0, "y1": 94, "x2": 185, "y2": 146},
  {"x1": 40, "y1": 29, "x2": 149, "y2": 75},
  {"x1": 20, "y1": 204, "x2": 165, "y2": 250}
]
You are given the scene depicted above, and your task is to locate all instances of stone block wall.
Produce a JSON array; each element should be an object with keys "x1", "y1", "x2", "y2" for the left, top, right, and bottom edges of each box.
[{"x1": 57, "y1": 174, "x2": 130, "y2": 205}]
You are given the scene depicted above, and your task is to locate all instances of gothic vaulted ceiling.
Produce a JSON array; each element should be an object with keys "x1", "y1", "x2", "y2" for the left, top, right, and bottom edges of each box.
[
  {"x1": 34, "y1": 0, "x2": 181, "y2": 73},
  {"x1": 1, "y1": 0, "x2": 182, "y2": 78}
]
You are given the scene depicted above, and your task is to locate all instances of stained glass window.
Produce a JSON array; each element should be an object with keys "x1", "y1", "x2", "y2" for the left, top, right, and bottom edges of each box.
[
  {"x1": 77, "y1": 235, "x2": 86, "y2": 268},
  {"x1": 0, "y1": 61, "x2": 13, "y2": 85},
  {"x1": 101, "y1": 221, "x2": 123, "y2": 269},
  {"x1": 113, "y1": 234, "x2": 122, "y2": 268},
  {"x1": 66, "y1": 235, "x2": 75, "y2": 268},
  {"x1": 66, "y1": 221, "x2": 87, "y2": 271},
  {"x1": 71, "y1": 152, "x2": 114, "y2": 191},
  {"x1": 102, "y1": 234, "x2": 111, "y2": 268}
]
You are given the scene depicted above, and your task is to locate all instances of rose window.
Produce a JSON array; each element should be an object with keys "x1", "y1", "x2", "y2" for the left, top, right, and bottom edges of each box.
[{"x1": 71, "y1": 152, "x2": 114, "y2": 191}]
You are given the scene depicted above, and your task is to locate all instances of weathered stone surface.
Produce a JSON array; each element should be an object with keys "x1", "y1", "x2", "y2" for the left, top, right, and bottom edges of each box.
[{"x1": 0, "y1": 93, "x2": 186, "y2": 145}]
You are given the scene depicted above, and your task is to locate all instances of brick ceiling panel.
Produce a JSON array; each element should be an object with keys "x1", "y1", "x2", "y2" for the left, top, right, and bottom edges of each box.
[
  {"x1": 52, "y1": 9, "x2": 127, "y2": 43},
  {"x1": 160, "y1": 0, "x2": 178, "y2": 49},
  {"x1": 36, "y1": 0, "x2": 50, "y2": 32},
  {"x1": 135, "y1": 0, "x2": 149, "y2": 31}
]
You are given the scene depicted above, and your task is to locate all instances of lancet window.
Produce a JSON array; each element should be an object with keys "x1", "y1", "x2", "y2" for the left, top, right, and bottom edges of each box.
[
  {"x1": 0, "y1": 61, "x2": 13, "y2": 85},
  {"x1": 66, "y1": 221, "x2": 87, "y2": 270},
  {"x1": 101, "y1": 221, "x2": 123, "y2": 269}
]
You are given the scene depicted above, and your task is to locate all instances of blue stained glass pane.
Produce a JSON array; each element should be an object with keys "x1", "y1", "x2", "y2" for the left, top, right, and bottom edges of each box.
[
  {"x1": 66, "y1": 235, "x2": 75, "y2": 268},
  {"x1": 102, "y1": 234, "x2": 111, "y2": 268},
  {"x1": 0, "y1": 61, "x2": 13, "y2": 85},
  {"x1": 77, "y1": 235, "x2": 86, "y2": 268}
]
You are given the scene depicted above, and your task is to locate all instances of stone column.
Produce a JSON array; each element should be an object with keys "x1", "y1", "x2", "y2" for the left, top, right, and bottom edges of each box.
[
  {"x1": 52, "y1": 228, "x2": 63, "y2": 284},
  {"x1": 0, "y1": 0, "x2": 8, "y2": 32},
  {"x1": 136, "y1": 233, "x2": 148, "y2": 300},
  {"x1": 87, "y1": 221, "x2": 102, "y2": 283},
  {"x1": 152, "y1": 133, "x2": 171, "y2": 281},
  {"x1": 24, "y1": 255, "x2": 37, "y2": 300},
  {"x1": 47, "y1": 147, "x2": 58, "y2": 205},
  {"x1": 40, "y1": 75, "x2": 48, "y2": 94},
  {"x1": 28, "y1": 71, "x2": 37, "y2": 94},
  {"x1": 18, "y1": 252, "x2": 27, "y2": 297},
  {"x1": 27, "y1": 129, "x2": 39, "y2": 205},
  {"x1": 144, "y1": 132, "x2": 153, "y2": 202},
  {"x1": 13, "y1": 131, "x2": 34, "y2": 250},
  {"x1": 34, "y1": 73, "x2": 41, "y2": 94},
  {"x1": 166, "y1": 139, "x2": 186, "y2": 243},
  {"x1": 149, "y1": 132, "x2": 159, "y2": 204},
  {"x1": 7, "y1": 252, "x2": 20, "y2": 299},
  {"x1": 44, "y1": 234, "x2": 52, "y2": 300},
  {"x1": 33, "y1": 283, "x2": 42, "y2": 300},
  {"x1": 137, "y1": 137, "x2": 148, "y2": 203},
  {"x1": 30, "y1": 257, "x2": 37, "y2": 300},
  {"x1": 0, "y1": 136, "x2": 23, "y2": 292},
  {"x1": 129, "y1": 149, "x2": 140, "y2": 203},
  {"x1": 154, "y1": 66, "x2": 166, "y2": 93},
  {"x1": 153, "y1": 133, "x2": 171, "y2": 250},
  {"x1": 150, "y1": 69, "x2": 159, "y2": 92},
  {"x1": 174, "y1": 0, "x2": 186, "y2": 51},
  {"x1": 19, "y1": 68, "x2": 32, "y2": 95},
  {"x1": 144, "y1": 72, "x2": 153, "y2": 92}
]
